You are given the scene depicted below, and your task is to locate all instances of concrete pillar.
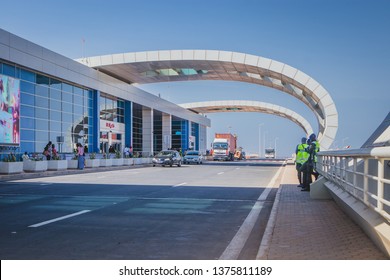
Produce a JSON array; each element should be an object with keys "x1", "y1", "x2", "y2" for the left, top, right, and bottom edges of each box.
[
  {"x1": 142, "y1": 107, "x2": 153, "y2": 156},
  {"x1": 162, "y1": 113, "x2": 172, "y2": 150},
  {"x1": 199, "y1": 125, "x2": 207, "y2": 155}
]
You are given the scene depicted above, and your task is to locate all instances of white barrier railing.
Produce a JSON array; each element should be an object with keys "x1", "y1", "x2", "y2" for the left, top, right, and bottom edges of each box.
[{"x1": 317, "y1": 147, "x2": 390, "y2": 221}]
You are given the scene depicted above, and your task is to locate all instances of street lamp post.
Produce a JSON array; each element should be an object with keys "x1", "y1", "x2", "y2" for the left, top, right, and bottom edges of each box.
[
  {"x1": 274, "y1": 137, "x2": 279, "y2": 158},
  {"x1": 258, "y1": 123, "x2": 264, "y2": 158}
]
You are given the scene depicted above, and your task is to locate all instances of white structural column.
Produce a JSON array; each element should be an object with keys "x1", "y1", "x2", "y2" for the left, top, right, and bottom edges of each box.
[
  {"x1": 142, "y1": 107, "x2": 153, "y2": 156},
  {"x1": 162, "y1": 113, "x2": 172, "y2": 150},
  {"x1": 199, "y1": 125, "x2": 207, "y2": 155}
]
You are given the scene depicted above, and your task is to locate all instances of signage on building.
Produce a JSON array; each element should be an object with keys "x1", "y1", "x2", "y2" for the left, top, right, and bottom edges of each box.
[{"x1": 0, "y1": 74, "x2": 20, "y2": 146}]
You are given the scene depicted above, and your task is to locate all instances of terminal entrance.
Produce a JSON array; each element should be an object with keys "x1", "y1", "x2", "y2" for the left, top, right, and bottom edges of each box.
[{"x1": 99, "y1": 132, "x2": 122, "y2": 154}]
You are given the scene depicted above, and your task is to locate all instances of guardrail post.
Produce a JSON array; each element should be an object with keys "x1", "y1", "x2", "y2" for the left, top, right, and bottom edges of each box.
[
  {"x1": 364, "y1": 158, "x2": 369, "y2": 205},
  {"x1": 353, "y1": 158, "x2": 357, "y2": 197},
  {"x1": 377, "y1": 159, "x2": 384, "y2": 212}
]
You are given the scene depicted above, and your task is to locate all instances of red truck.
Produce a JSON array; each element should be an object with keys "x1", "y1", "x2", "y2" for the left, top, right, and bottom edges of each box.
[{"x1": 211, "y1": 133, "x2": 237, "y2": 161}]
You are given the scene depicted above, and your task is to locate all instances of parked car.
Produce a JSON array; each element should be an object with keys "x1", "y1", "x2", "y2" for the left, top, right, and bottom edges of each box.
[
  {"x1": 152, "y1": 150, "x2": 182, "y2": 167},
  {"x1": 183, "y1": 150, "x2": 203, "y2": 164}
]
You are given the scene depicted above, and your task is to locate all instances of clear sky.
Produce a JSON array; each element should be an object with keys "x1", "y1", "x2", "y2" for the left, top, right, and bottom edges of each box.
[{"x1": 1, "y1": 0, "x2": 389, "y2": 157}]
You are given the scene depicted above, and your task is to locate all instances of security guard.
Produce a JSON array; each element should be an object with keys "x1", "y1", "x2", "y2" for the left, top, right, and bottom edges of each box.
[
  {"x1": 301, "y1": 133, "x2": 320, "y2": 192},
  {"x1": 295, "y1": 137, "x2": 308, "y2": 187}
]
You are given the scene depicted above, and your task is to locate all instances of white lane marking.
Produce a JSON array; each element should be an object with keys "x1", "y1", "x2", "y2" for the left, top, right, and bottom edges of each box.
[
  {"x1": 219, "y1": 165, "x2": 284, "y2": 260},
  {"x1": 39, "y1": 183, "x2": 52, "y2": 186},
  {"x1": 217, "y1": 172, "x2": 224, "y2": 175},
  {"x1": 97, "y1": 176, "x2": 106, "y2": 178},
  {"x1": 28, "y1": 210, "x2": 91, "y2": 228},
  {"x1": 172, "y1": 182, "x2": 187, "y2": 188},
  {"x1": 235, "y1": 168, "x2": 240, "y2": 170}
]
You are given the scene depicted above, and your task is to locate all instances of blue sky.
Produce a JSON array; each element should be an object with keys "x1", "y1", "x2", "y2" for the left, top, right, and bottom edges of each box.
[{"x1": 1, "y1": 0, "x2": 389, "y2": 157}]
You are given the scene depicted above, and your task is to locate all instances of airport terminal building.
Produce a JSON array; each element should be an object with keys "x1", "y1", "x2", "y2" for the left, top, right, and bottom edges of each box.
[{"x1": 0, "y1": 29, "x2": 210, "y2": 158}]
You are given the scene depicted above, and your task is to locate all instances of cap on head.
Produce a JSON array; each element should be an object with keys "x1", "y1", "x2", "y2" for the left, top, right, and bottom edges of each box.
[
  {"x1": 309, "y1": 133, "x2": 317, "y2": 141},
  {"x1": 301, "y1": 137, "x2": 307, "y2": 143}
]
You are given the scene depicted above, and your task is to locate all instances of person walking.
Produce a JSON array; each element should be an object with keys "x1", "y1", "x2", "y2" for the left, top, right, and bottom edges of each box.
[
  {"x1": 77, "y1": 143, "x2": 85, "y2": 170},
  {"x1": 295, "y1": 137, "x2": 308, "y2": 188}
]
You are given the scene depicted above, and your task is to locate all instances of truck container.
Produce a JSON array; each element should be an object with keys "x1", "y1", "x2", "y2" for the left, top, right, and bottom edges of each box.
[{"x1": 211, "y1": 133, "x2": 237, "y2": 161}]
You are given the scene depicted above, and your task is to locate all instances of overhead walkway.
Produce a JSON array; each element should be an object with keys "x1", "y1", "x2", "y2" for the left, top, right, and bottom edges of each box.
[
  {"x1": 77, "y1": 50, "x2": 338, "y2": 150},
  {"x1": 180, "y1": 100, "x2": 314, "y2": 136}
]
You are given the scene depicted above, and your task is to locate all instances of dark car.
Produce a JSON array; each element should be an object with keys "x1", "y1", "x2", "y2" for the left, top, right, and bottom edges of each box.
[{"x1": 152, "y1": 150, "x2": 182, "y2": 167}]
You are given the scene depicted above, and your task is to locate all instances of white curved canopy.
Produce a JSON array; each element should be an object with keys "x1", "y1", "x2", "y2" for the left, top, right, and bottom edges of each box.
[
  {"x1": 78, "y1": 50, "x2": 338, "y2": 150},
  {"x1": 180, "y1": 100, "x2": 314, "y2": 137}
]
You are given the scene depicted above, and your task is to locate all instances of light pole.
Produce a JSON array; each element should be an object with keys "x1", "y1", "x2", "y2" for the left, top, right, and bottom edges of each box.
[
  {"x1": 274, "y1": 137, "x2": 279, "y2": 158},
  {"x1": 258, "y1": 123, "x2": 264, "y2": 158}
]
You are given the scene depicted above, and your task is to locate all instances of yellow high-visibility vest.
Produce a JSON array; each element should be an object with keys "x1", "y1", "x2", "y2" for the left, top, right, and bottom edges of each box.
[
  {"x1": 313, "y1": 141, "x2": 320, "y2": 162},
  {"x1": 296, "y1": 143, "x2": 309, "y2": 164}
]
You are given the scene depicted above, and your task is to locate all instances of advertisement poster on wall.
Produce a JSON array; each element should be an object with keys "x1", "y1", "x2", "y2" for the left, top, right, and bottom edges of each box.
[{"x1": 0, "y1": 74, "x2": 20, "y2": 146}]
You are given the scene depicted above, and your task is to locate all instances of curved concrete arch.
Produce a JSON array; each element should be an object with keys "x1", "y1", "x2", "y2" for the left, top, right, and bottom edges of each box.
[
  {"x1": 78, "y1": 50, "x2": 338, "y2": 150},
  {"x1": 180, "y1": 100, "x2": 314, "y2": 137}
]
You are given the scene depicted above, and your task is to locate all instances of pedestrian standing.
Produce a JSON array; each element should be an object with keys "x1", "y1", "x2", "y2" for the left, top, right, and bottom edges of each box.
[
  {"x1": 295, "y1": 137, "x2": 308, "y2": 187},
  {"x1": 77, "y1": 143, "x2": 85, "y2": 170},
  {"x1": 301, "y1": 134, "x2": 319, "y2": 192}
]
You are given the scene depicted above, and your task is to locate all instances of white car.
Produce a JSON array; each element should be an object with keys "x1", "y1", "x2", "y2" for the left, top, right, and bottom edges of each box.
[{"x1": 183, "y1": 150, "x2": 203, "y2": 164}]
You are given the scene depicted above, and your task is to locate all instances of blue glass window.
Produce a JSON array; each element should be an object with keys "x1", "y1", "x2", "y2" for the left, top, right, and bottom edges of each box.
[
  {"x1": 50, "y1": 89, "x2": 61, "y2": 100},
  {"x1": 62, "y1": 83, "x2": 73, "y2": 93},
  {"x1": 20, "y1": 92, "x2": 35, "y2": 106},
  {"x1": 74, "y1": 87, "x2": 83, "y2": 96},
  {"x1": 50, "y1": 99, "x2": 61, "y2": 111},
  {"x1": 50, "y1": 79, "x2": 62, "y2": 90},
  {"x1": 62, "y1": 92, "x2": 72, "y2": 103},
  {"x1": 36, "y1": 119, "x2": 48, "y2": 130},
  {"x1": 36, "y1": 85, "x2": 49, "y2": 97},
  {"x1": 20, "y1": 129, "x2": 35, "y2": 141},
  {"x1": 35, "y1": 96, "x2": 49, "y2": 108},
  {"x1": 20, "y1": 118, "x2": 35, "y2": 129},
  {"x1": 3, "y1": 63, "x2": 15, "y2": 77},
  {"x1": 50, "y1": 110, "x2": 61, "y2": 121},
  {"x1": 49, "y1": 121, "x2": 62, "y2": 132},
  {"x1": 36, "y1": 74, "x2": 49, "y2": 86},
  {"x1": 20, "y1": 141, "x2": 35, "y2": 154},
  {"x1": 20, "y1": 81, "x2": 35, "y2": 94},
  {"x1": 62, "y1": 112, "x2": 73, "y2": 123},
  {"x1": 21, "y1": 69, "x2": 35, "y2": 82},
  {"x1": 21, "y1": 105, "x2": 35, "y2": 117},
  {"x1": 35, "y1": 108, "x2": 49, "y2": 119}
]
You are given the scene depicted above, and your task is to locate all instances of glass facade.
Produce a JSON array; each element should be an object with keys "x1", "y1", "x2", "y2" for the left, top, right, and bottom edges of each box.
[
  {"x1": 191, "y1": 122, "x2": 199, "y2": 150},
  {"x1": 99, "y1": 93, "x2": 125, "y2": 123},
  {"x1": 153, "y1": 110, "x2": 162, "y2": 153},
  {"x1": 0, "y1": 59, "x2": 203, "y2": 159},
  {"x1": 172, "y1": 117, "x2": 189, "y2": 151},
  {"x1": 1, "y1": 60, "x2": 95, "y2": 155},
  {"x1": 132, "y1": 103, "x2": 143, "y2": 152}
]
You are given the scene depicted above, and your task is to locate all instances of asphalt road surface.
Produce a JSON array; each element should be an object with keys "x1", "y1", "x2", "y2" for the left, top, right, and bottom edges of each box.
[{"x1": 0, "y1": 161, "x2": 282, "y2": 260}]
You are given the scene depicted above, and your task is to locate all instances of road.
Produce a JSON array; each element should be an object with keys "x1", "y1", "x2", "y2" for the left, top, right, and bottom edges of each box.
[{"x1": 0, "y1": 161, "x2": 283, "y2": 260}]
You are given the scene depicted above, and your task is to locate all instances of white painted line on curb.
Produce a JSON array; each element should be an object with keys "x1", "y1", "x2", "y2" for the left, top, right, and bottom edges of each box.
[
  {"x1": 217, "y1": 172, "x2": 224, "y2": 175},
  {"x1": 219, "y1": 164, "x2": 284, "y2": 260},
  {"x1": 28, "y1": 210, "x2": 91, "y2": 228},
  {"x1": 172, "y1": 182, "x2": 187, "y2": 188}
]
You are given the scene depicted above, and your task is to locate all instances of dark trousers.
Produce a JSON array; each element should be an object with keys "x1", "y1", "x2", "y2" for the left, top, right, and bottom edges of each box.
[
  {"x1": 296, "y1": 163, "x2": 303, "y2": 184},
  {"x1": 301, "y1": 161, "x2": 313, "y2": 190}
]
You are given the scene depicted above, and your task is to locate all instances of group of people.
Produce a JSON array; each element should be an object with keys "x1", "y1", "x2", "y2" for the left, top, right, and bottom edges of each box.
[
  {"x1": 123, "y1": 145, "x2": 133, "y2": 158},
  {"x1": 295, "y1": 133, "x2": 320, "y2": 192},
  {"x1": 43, "y1": 141, "x2": 58, "y2": 160}
]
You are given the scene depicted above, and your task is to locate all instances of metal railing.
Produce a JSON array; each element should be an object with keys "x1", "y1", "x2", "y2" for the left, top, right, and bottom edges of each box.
[{"x1": 317, "y1": 147, "x2": 390, "y2": 221}]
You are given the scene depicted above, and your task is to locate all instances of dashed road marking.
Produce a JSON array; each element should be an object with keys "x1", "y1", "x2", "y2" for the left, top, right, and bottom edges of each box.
[
  {"x1": 172, "y1": 182, "x2": 187, "y2": 188},
  {"x1": 28, "y1": 210, "x2": 91, "y2": 228}
]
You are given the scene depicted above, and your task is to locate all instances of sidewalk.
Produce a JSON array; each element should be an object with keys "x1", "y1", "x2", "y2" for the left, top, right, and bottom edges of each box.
[{"x1": 259, "y1": 164, "x2": 388, "y2": 259}]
